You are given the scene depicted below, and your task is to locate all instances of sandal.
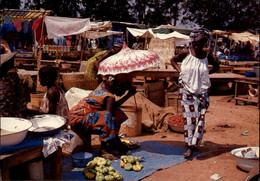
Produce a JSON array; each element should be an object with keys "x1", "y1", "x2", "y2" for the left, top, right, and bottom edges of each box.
[{"x1": 183, "y1": 149, "x2": 194, "y2": 158}]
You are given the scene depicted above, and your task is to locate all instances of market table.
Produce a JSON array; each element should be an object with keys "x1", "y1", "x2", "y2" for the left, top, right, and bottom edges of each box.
[
  {"x1": 234, "y1": 77, "x2": 260, "y2": 109},
  {"x1": 132, "y1": 69, "x2": 244, "y2": 82},
  {"x1": 132, "y1": 69, "x2": 179, "y2": 80},
  {"x1": 233, "y1": 67, "x2": 254, "y2": 75},
  {"x1": 0, "y1": 145, "x2": 62, "y2": 180},
  {"x1": 164, "y1": 62, "x2": 234, "y2": 73}
]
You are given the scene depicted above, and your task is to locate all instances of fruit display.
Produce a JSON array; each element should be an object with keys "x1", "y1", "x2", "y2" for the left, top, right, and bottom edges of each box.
[
  {"x1": 120, "y1": 155, "x2": 144, "y2": 172},
  {"x1": 167, "y1": 115, "x2": 183, "y2": 127},
  {"x1": 83, "y1": 157, "x2": 123, "y2": 181}
]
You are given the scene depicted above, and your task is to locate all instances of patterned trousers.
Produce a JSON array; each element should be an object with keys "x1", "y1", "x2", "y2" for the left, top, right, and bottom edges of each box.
[{"x1": 179, "y1": 87, "x2": 209, "y2": 147}]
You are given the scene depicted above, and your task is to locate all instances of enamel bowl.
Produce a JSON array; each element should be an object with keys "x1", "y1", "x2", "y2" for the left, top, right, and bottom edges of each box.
[
  {"x1": 231, "y1": 147, "x2": 259, "y2": 172},
  {"x1": 28, "y1": 114, "x2": 66, "y2": 137},
  {"x1": 0, "y1": 117, "x2": 32, "y2": 147}
]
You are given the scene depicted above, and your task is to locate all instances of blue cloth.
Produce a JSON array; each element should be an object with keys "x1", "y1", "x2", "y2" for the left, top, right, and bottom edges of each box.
[
  {"x1": 0, "y1": 137, "x2": 43, "y2": 154},
  {"x1": 113, "y1": 37, "x2": 124, "y2": 47},
  {"x1": 0, "y1": 133, "x2": 74, "y2": 154},
  {"x1": 53, "y1": 37, "x2": 67, "y2": 46},
  {"x1": 0, "y1": 23, "x2": 17, "y2": 39},
  {"x1": 62, "y1": 140, "x2": 203, "y2": 180}
]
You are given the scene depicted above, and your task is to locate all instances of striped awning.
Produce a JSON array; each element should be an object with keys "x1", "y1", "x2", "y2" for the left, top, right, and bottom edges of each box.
[{"x1": 1, "y1": 9, "x2": 52, "y2": 21}]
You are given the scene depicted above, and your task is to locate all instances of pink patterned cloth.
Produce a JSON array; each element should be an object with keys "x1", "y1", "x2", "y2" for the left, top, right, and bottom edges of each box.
[
  {"x1": 40, "y1": 86, "x2": 70, "y2": 124},
  {"x1": 11, "y1": 19, "x2": 23, "y2": 32}
]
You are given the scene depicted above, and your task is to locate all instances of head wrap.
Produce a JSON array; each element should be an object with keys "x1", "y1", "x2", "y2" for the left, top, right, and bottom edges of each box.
[
  {"x1": 189, "y1": 28, "x2": 211, "y2": 42},
  {"x1": 0, "y1": 52, "x2": 17, "y2": 66},
  {"x1": 0, "y1": 23, "x2": 17, "y2": 39},
  {"x1": 113, "y1": 37, "x2": 124, "y2": 47}
]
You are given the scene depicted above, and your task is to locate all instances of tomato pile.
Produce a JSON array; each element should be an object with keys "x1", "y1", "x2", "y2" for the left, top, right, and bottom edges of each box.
[{"x1": 167, "y1": 115, "x2": 183, "y2": 127}]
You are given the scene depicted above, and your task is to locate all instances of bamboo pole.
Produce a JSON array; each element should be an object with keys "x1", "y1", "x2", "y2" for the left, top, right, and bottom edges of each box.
[
  {"x1": 80, "y1": 32, "x2": 86, "y2": 61},
  {"x1": 213, "y1": 34, "x2": 218, "y2": 57},
  {"x1": 144, "y1": 33, "x2": 148, "y2": 50},
  {"x1": 126, "y1": 29, "x2": 129, "y2": 46},
  {"x1": 33, "y1": 29, "x2": 37, "y2": 58},
  {"x1": 38, "y1": 16, "x2": 45, "y2": 50}
]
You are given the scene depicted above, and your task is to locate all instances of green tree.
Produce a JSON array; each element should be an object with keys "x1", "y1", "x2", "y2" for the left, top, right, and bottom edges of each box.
[
  {"x1": 131, "y1": 0, "x2": 182, "y2": 27},
  {"x1": 1, "y1": 0, "x2": 21, "y2": 9},
  {"x1": 24, "y1": 0, "x2": 81, "y2": 17},
  {"x1": 181, "y1": 0, "x2": 259, "y2": 32}
]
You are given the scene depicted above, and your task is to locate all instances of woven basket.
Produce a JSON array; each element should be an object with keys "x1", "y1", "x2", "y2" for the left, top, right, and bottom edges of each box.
[
  {"x1": 62, "y1": 72, "x2": 98, "y2": 91},
  {"x1": 166, "y1": 114, "x2": 184, "y2": 133},
  {"x1": 167, "y1": 123, "x2": 184, "y2": 133}
]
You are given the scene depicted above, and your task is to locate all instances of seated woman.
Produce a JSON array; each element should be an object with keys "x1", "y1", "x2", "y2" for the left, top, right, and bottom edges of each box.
[{"x1": 69, "y1": 74, "x2": 136, "y2": 159}]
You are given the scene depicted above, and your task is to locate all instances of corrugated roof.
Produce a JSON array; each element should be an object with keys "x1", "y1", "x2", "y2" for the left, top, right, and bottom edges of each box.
[{"x1": 1, "y1": 9, "x2": 52, "y2": 21}]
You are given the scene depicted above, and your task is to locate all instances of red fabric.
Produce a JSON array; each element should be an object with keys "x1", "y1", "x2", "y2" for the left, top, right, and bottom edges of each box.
[{"x1": 32, "y1": 18, "x2": 45, "y2": 45}]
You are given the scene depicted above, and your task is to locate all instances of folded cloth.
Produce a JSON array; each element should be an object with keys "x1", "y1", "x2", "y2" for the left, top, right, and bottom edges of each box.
[{"x1": 42, "y1": 131, "x2": 71, "y2": 157}]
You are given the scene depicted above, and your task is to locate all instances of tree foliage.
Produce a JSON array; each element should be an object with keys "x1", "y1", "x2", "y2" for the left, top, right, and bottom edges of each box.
[
  {"x1": 1, "y1": 0, "x2": 21, "y2": 9},
  {"x1": 1, "y1": 0, "x2": 259, "y2": 32},
  {"x1": 181, "y1": 0, "x2": 259, "y2": 32}
]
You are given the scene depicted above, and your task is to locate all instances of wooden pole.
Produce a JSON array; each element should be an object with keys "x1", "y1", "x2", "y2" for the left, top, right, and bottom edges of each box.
[
  {"x1": 213, "y1": 34, "x2": 218, "y2": 57},
  {"x1": 144, "y1": 33, "x2": 148, "y2": 50},
  {"x1": 38, "y1": 16, "x2": 45, "y2": 50},
  {"x1": 80, "y1": 32, "x2": 86, "y2": 61},
  {"x1": 33, "y1": 29, "x2": 37, "y2": 58},
  {"x1": 126, "y1": 29, "x2": 129, "y2": 46}
]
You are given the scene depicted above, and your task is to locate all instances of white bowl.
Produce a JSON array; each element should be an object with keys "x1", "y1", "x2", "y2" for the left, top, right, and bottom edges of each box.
[
  {"x1": 231, "y1": 147, "x2": 259, "y2": 172},
  {"x1": 0, "y1": 117, "x2": 32, "y2": 147},
  {"x1": 62, "y1": 63, "x2": 72, "y2": 69},
  {"x1": 29, "y1": 114, "x2": 66, "y2": 136}
]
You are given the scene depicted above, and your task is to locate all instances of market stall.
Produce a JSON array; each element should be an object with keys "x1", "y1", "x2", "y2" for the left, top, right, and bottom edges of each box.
[
  {"x1": 126, "y1": 27, "x2": 190, "y2": 69},
  {"x1": 0, "y1": 9, "x2": 52, "y2": 70}
]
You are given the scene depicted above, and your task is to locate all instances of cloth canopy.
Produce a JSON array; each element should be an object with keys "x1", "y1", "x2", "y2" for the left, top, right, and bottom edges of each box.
[
  {"x1": 127, "y1": 27, "x2": 190, "y2": 46},
  {"x1": 248, "y1": 34, "x2": 259, "y2": 46},
  {"x1": 44, "y1": 16, "x2": 91, "y2": 39},
  {"x1": 153, "y1": 24, "x2": 192, "y2": 34},
  {"x1": 127, "y1": 27, "x2": 154, "y2": 38},
  {"x1": 90, "y1": 21, "x2": 112, "y2": 31},
  {"x1": 80, "y1": 30, "x2": 123, "y2": 39},
  {"x1": 212, "y1": 30, "x2": 231, "y2": 38},
  {"x1": 229, "y1": 31, "x2": 255, "y2": 43}
]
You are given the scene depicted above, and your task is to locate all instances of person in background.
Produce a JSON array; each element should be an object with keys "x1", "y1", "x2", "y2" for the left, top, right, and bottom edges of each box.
[
  {"x1": 0, "y1": 52, "x2": 39, "y2": 117},
  {"x1": 131, "y1": 36, "x2": 144, "y2": 50},
  {"x1": 84, "y1": 37, "x2": 124, "y2": 81},
  {"x1": 0, "y1": 23, "x2": 17, "y2": 53},
  {"x1": 53, "y1": 36, "x2": 67, "y2": 46},
  {"x1": 170, "y1": 28, "x2": 219, "y2": 158},
  {"x1": 38, "y1": 66, "x2": 70, "y2": 126},
  {"x1": 69, "y1": 74, "x2": 136, "y2": 160}
]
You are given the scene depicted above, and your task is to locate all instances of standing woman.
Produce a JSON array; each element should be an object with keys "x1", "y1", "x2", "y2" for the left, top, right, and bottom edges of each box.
[{"x1": 170, "y1": 28, "x2": 219, "y2": 158}]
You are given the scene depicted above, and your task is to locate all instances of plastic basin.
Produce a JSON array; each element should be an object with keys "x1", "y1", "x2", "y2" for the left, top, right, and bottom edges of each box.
[
  {"x1": 0, "y1": 117, "x2": 32, "y2": 147},
  {"x1": 231, "y1": 147, "x2": 259, "y2": 172}
]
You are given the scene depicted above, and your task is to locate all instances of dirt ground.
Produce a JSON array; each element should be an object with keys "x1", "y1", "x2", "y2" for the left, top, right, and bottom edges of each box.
[{"x1": 89, "y1": 95, "x2": 259, "y2": 181}]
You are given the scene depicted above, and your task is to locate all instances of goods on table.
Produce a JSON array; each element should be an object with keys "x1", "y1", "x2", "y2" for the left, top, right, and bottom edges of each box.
[
  {"x1": 166, "y1": 115, "x2": 184, "y2": 133},
  {"x1": 121, "y1": 139, "x2": 140, "y2": 149},
  {"x1": 120, "y1": 155, "x2": 144, "y2": 172},
  {"x1": 167, "y1": 115, "x2": 183, "y2": 126},
  {"x1": 83, "y1": 157, "x2": 123, "y2": 181}
]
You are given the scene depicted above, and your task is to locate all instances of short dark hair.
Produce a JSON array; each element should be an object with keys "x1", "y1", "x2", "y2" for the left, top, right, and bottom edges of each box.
[{"x1": 39, "y1": 66, "x2": 57, "y2": 81}]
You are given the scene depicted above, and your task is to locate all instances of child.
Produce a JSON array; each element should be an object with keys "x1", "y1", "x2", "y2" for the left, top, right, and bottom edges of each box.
[{"x1": 38, "y1": 66, "x2": 70, "y2": 125}]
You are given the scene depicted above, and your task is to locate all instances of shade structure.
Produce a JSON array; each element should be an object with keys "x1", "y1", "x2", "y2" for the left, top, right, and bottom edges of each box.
[{"x1": 98, "y1": 44, "x2": 160, "y2": 76}]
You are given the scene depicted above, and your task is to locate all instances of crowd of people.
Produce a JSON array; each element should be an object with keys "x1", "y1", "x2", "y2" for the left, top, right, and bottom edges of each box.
[{"x1": 1, "y1": 22, "x2": 222, "y2": 162}]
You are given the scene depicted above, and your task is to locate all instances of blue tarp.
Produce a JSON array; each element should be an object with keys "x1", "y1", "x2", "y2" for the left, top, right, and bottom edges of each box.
[
  {"x1": 62, "y1": 140, "x2": 203, "y2": 181},
  {"x1": 0, "y1": 138, "x2": 43, "y2": 154}
]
